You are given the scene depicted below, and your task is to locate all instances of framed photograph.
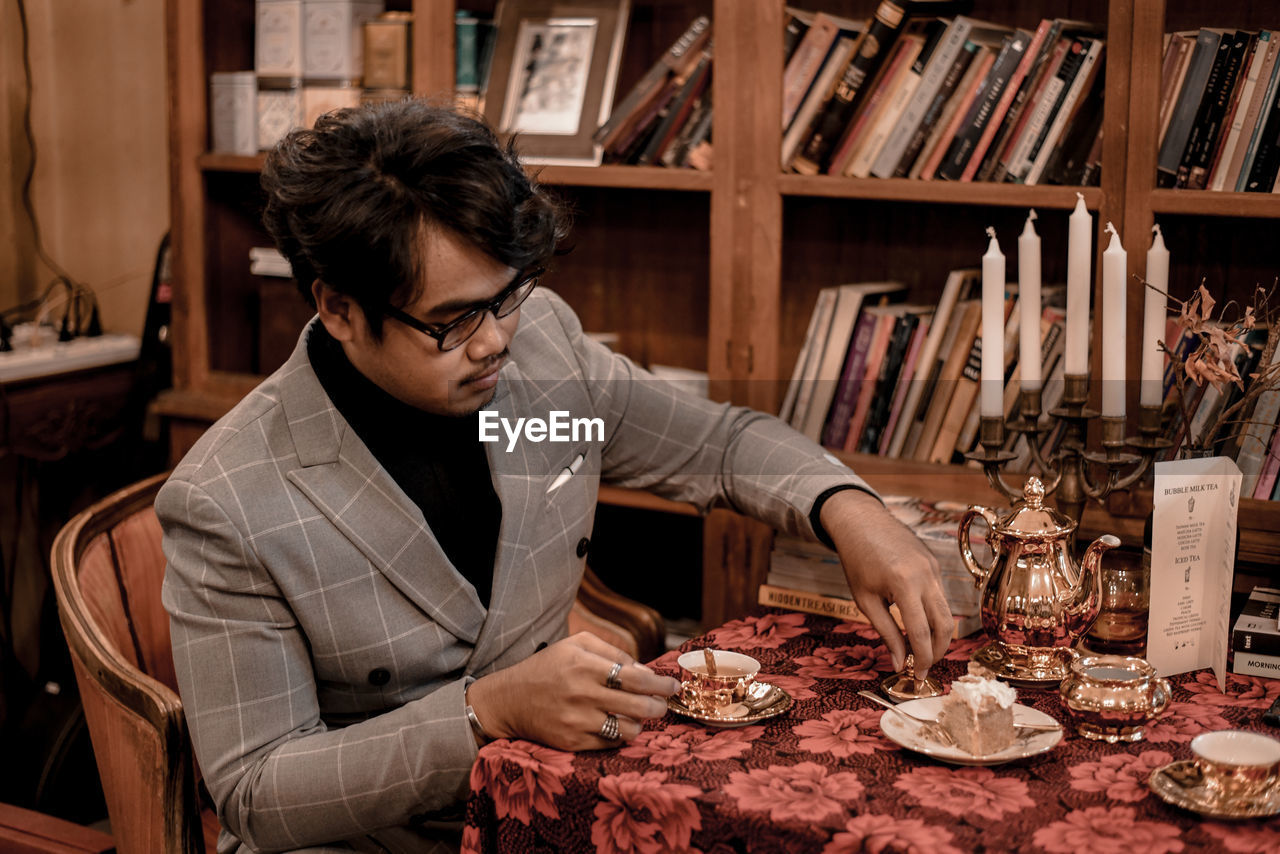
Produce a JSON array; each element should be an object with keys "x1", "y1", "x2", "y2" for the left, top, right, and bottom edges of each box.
[{"x1": 484, "y1": 0, "x2": 630, "y2": 166}]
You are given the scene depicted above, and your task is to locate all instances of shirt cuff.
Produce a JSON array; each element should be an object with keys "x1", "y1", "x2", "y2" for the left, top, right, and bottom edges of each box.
[{"x1": 809, "y1": 484, "x2": 883, "y2": 550}]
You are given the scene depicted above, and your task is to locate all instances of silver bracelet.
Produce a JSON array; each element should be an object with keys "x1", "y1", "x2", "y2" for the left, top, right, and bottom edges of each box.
[{"x1": 465, "y1": 702, "x2": 493, "y2": 743}]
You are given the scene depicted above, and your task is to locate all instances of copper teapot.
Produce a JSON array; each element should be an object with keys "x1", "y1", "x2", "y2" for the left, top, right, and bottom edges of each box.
[{"x1": 958, "y1": 476, "x2": 1120, "y2": 685}]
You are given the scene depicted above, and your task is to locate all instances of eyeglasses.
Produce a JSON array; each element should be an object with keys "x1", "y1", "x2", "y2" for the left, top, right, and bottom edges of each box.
[{"x1": 383, "y1": 268, "x2": 544, "y2": 352}]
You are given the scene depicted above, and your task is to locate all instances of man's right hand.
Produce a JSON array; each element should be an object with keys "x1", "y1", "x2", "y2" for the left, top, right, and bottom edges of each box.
[{"x1": 465, "y1": 632, "x2": 680, "y2": 750}]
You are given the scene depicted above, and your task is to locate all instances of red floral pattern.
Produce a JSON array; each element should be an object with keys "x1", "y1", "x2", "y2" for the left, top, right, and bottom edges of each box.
[
  {"x1": 467, "y1": 739, "x2": 574, "y2": 823},
  {"x1": 709, "y1": 612, "x2": 808, "y2": 650},
  {"x1": 1031, "y1": 806, "x2": 1184, "y2": 854},
  {"x1": 464, "y1": 611, "x2": 1280, "y2": 853},
  {"x1": 619, "y1": 723, "x2": 761, "y2": 766},
  {"x1": 1182, "y1": 671, "x2": 1280, "y2": 708},
  {"x1": 1144, "y1": 702, "x2": 1233, "y2": 743},
  {"x1": 894, "y1": 766, "x2": 1035, "y2": 820},
  {"x1": 591, "y1": 771, "x2": 703, "y2": 854},
  {"x1": 1068, "y1": 750, "x2": 1174, "y2": 802},
  {"x1": 792, "y1": 644, "x2": 893, "y2": 680},
  {"x1": 1201, "y1": 819, "x2": 1280, "y2": 852},
  {"x1": 792, "y1": 708, "x2": 892, "y2": 757},
  {"x1": 723, "y1": 762, "x2": 864, "y2": 825},
  {"x1": 822, "y1": 813, "x2": 964, "y2": 854}
]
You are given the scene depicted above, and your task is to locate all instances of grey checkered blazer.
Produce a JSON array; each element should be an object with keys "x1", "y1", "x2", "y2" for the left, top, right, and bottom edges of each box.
[{"x1": 159, "y1": 289, "x2": 872, "y2": 852}]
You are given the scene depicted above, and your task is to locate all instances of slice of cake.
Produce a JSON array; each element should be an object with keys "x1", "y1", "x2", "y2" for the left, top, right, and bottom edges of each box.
[{"x1": 937, "y1": 674, "x2": 1018, "y2": 755}]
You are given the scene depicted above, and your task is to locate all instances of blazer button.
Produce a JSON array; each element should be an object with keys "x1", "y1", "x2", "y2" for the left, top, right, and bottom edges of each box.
[
  {"x1": 576, "y1": 537, "x2": 590, "y2": 558},
  {"x1": 368, "y1": 667, "x2": 391, "y2": 686}
]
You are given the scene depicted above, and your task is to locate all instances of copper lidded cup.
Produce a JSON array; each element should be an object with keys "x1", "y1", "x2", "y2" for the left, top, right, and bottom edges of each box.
[{"x1": 1058, "y1": 653, "x2": 1170, "y2": 742}]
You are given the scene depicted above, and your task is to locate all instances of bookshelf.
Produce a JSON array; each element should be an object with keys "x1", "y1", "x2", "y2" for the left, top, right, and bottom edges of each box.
[{"x1": 158, "y1": 0, "x2": 1280, "y2": 627}]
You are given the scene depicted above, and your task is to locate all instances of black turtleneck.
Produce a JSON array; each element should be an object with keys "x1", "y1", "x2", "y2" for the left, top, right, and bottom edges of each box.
[{"x1": 307, "y1": 324, "x2": 501, "y2": 608}]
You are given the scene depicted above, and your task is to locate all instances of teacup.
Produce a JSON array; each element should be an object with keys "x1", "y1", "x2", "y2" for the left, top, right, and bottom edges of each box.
[
  {"x1": 1191, "y1": 730, "x2": 1280, "y2": 801},
  {"x1": 677, "y1": 649, "x2": 759, "y2": 715}
]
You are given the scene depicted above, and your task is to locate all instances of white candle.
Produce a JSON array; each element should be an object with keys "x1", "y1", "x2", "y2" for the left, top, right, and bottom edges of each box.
[
  {"x1": 1141, "y1": 224, "x2": 1170, "y2": 408},
  {"x1": 982, "y1": 227, "x2": 1005, "y2": 418},
  {"x1": 1065, "y1": 192, "x2": 1092, "y2": 377},
  {"x1": 1102, "y1": 222, "x2": 1127, "y2": 419},
  {"x1": 1018, "y1": 210, "x2": 1042, "y2": 390}
]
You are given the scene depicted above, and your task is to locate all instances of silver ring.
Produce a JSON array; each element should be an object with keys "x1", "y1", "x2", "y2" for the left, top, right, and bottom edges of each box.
[
  {"x1": 605, "y1": 661, "x2": 623, "y2": 690},
  {"x1": 599, "y1": 713, "x2": 620, "y2": 741}
]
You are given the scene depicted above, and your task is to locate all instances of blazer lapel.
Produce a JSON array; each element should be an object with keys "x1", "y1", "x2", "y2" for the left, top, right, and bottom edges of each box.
[
  {"x1": 280, "y1": 326, "x2": 487, "y2": 644},
  {"x1": 468, "y1": 368, "x2": 556, "y2": 670}
]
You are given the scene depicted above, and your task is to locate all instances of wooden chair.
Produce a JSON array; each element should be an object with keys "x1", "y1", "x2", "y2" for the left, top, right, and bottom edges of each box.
[{"x1": 50, "y1": 472, "x2": 666, "y2": 853}]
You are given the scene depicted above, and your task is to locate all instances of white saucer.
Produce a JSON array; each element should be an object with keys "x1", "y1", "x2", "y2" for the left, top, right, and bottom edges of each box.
[{"x1": 877, "y1": 696, "x2": 1063, "y2": 766}]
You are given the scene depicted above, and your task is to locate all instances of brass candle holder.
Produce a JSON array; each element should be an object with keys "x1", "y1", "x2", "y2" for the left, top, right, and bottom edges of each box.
[{"x1": 964, "y1": 374, "x2": 1173, "y2": 529}]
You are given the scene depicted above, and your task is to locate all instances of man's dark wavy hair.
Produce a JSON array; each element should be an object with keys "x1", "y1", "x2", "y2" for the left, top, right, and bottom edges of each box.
[{"x1": 261, "y1": 99, "x2": 570, "y2": 336}]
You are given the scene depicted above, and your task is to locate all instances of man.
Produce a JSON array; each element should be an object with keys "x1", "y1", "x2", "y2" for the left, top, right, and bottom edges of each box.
[{"x1": 158, "y1": 100, "x2": 951, "y2": 853}]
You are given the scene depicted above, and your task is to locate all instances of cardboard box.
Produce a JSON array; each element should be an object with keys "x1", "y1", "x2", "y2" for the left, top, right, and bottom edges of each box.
[
  {"x1": 256, "y1": 0, "x2": 304, "y2": 78},
  {"x1": 210, "y1": 71, "x2": 257, "y2": 155},
  {"x1": 303, "y1": 0, "x2": 384, "y2": 80}
]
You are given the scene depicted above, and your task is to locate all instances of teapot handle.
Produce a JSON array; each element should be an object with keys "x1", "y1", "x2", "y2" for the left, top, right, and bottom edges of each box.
[
  {"x1": 1150, "y1": 677, "x2": 1172, "y2": 717},
  {"x1": 959, "y1": 506, "x2": 1000, "y2": 588}
]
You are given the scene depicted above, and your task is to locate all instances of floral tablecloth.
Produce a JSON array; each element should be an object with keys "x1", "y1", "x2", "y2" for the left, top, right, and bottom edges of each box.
[{"x1": 463, "y1": 610, "x2": 1280, "y2": 853}]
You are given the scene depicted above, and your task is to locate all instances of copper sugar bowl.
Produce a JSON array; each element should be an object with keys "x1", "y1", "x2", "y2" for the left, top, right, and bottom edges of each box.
[{"x1": 958, "y1": 476, "x2": 1120, "y2": 686}]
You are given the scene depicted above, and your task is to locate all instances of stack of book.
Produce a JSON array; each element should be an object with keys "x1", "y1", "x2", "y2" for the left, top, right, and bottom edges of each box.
[
  {"x1": 592, "y1": 16, "x2": 714, "y2": 168},
  {"x1": 759, "y1": 494, "x2": 983, "y2": 638},
  {"x1": 781, "y1": 270, "x2": 1075, "y2": 468},
  {"x1": 781, "y1": 4, "x2": 1106, "y2": 185},
  {"x1": 1231, "y1": 586, "x2": 1280, "y2": 677},
  {"x1": 1157, "y1": 28, "x2": 1280, "y2": 192}
]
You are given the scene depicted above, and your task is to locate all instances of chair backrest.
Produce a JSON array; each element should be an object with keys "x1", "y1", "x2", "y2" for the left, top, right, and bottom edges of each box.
[
  {"x1": 49, "y1": 472, "x2": 204, "y2": 854},
  {"x1": 50, "y1": 473, "x2": 665, "y2": 854}
]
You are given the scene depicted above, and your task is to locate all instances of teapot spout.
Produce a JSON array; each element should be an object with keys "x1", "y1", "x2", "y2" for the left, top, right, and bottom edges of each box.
[{"x1": 1072, "y1": 534, "x2": 1121, "y2": 638}]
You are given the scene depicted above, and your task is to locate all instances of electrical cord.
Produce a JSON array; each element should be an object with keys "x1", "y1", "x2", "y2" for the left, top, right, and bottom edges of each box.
[{"x1": 9, "y1": 0, "x2": 101, "y2": 342}]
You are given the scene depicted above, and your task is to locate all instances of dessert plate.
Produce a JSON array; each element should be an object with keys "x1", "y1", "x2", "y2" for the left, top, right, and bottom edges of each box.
[
  {"x1": 667, "y1": 683, "x2": 792, "y2": 728},
  {"x1": 1149, "y1": 760, "x2": 1280, "y2": 819},
  {"x1": 878, "y1": 697, "x2": 1063, "y2": 766}
]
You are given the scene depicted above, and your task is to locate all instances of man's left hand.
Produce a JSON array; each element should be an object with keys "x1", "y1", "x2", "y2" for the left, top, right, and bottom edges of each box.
[{"x1": 819, "y1": 489, "x2": 953, "y2": 678}]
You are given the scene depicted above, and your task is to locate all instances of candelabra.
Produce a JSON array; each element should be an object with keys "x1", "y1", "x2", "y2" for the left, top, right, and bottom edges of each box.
[{"x1": 964, "y1": 374, "x2": 1173, "y2": 527}]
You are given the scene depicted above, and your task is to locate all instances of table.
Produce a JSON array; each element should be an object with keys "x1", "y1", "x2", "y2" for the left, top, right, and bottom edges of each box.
[{"x1": 464, "y1": 610, "x2": 1280, "y2": 853}]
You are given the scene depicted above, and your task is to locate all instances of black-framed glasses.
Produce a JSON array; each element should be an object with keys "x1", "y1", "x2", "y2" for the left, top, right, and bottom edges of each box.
[{"x1": 383, "y1": 267, "x2": 544, "y2": 352}]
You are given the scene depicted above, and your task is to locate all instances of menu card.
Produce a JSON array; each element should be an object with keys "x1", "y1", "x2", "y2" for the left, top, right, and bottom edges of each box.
[{"x1": 1146, "y1": 456, "x2": 1242, "y2": 691}]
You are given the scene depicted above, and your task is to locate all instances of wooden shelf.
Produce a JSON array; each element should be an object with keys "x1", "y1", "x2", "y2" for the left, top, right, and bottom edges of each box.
[
  {"x1": 1148, "y1": 188, "x2": 1280, "y2": 219},
  {"x1": 779, "y1": 175, "x2": 1105, "y2": 210},
  {"x1": 198, "y1": 152, "x2": 266, "y2": 172},
  {"x1": 196, "y1": 152, "x2": 713, "y2": 193},
  {"x1": 535, "y1": 164, "x2": 712, "y2": 192}
]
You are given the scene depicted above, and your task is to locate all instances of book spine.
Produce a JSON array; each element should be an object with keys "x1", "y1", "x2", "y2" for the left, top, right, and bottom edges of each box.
[
  {"x1": 859, "y1": 314, "x2": 918, "y2": 453},
  {"x1": 637, "y1": 52, "x2": 712, "y2": 166},
  {"x1": 872, "y1": 16, "x2": 975, "y2": 178},
  {"x1": 821, "y1": 312, "x2": 877, "y2": 449},
  {"x1": 919, "y1": 49, "x2": 996, "y2": 181},
  {"x1": 962, "y1": 21, "x2": 1049, "y2": 182},
  {"x1": 879, "y1": 317, "x2": 929, "y2": 455},
  {"x1": 793, "y1": 0, "x2": 908, "y2": 174},
  {"x1": 1212, "y1": 32, "x2": 1272, "y2": 191},
  {"x1": 1231, "y1": 648, "x2": 1280, "y2": 678},
  {"x1": 1158, "y1": 29, "x2": 1222, "y2": 188},
  {"x1": 1007, "y1": 36, "x2": 1090, "y2": 183},
  {"x1": 782, "y1": 14, "x2": 844, "y2": 131},
  {"x1": 1237, "y1": 346, "x2": 1280, "y2": 495},
  {"x1": 596, "y1": 16, "x2": 710, "y2": 145},
  {"x1": 1181, "y1": 32, "x2": 1246, "y2": 189},
  {"x1": 1244, "y1": 74, "x2": 1280, "y2": 191},
  {"x1": 1231, "y1": 34, "x2": 1280, "y2": 191},
  {"x1": 893, "y1": 42, "x2": 978, "y2": 177},
  {"x1": 975, "y1": 22, "x2": 1065, "y2": 182},
  {"x1": 938, "y1": 31, "x2": 1027, "y2": 182},
  {"x1": 1254, "y1": 435, "x2": 1280, "y2": 499},
  {"x1": 1026, "y1": 40, "x2": 1104, "y2": 185}
]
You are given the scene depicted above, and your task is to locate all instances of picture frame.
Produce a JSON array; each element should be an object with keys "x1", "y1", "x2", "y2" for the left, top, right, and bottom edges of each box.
[{"x1": 484, "y1": 0, "x2": 630, "y2": 166}]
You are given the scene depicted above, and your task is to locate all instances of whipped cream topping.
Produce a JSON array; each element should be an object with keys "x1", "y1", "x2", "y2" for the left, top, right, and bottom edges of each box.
[{"x1": 949, "y1": 674, "x2": 1017, "y2": 709}]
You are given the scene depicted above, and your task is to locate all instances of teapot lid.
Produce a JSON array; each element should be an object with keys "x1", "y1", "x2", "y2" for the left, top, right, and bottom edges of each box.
[{"x1": 999, "y1": 476, "x2": 1076, "y2": 537}]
